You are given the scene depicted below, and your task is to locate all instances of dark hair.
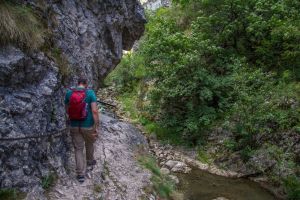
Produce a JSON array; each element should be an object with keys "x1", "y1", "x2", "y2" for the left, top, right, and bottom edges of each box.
[{"x1": 78, "y1": 76, "x2": 87, "y2": 85}]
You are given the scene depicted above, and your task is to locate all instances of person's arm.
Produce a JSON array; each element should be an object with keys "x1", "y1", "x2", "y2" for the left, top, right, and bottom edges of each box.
[
  {"x1": 91, "y1": 102, "x2": 100, "y2": 130},
  {"x1": 90, "y1": 90, "x2": 100, "y2": 138}
]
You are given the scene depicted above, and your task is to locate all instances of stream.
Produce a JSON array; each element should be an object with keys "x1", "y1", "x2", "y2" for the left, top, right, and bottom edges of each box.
[
  {"x1": 98, "y1": 101, "x2": 278, "y2": 200},
  {"x1": 177, "y1": 167, "x2": 277, "y2": 200}
]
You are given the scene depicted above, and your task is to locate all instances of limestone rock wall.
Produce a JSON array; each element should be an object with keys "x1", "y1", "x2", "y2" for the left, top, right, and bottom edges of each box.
[
  {"x1": 0, "y1": 0, "x2": 145, "y2": 190},
  {"x1": 141, "y1": 0, "x2": 171, "y2": 10}
]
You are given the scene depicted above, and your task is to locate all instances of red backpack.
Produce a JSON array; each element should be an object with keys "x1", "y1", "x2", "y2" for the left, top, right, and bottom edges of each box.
[{"x1": 68, "y1": 89, "x2": 88, "y2": 120}]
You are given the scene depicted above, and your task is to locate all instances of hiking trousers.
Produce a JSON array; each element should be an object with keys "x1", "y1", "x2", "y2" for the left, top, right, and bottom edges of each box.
[{"x1": 70, "y1": 126, "x2": 96, "y2": 176}]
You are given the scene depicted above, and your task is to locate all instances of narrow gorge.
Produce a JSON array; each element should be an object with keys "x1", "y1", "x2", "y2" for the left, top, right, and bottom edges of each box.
[{"x1": 1, "y1": 0, "x2": 299, "y2": 200}]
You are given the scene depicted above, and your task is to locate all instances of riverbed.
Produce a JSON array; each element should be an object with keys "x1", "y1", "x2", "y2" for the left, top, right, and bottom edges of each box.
[{"x1": 177, "y1": 167, "x2": 277, "y2": 200}]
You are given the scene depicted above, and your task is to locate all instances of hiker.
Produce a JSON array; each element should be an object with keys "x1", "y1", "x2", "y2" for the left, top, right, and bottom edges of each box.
[{"x1": 65, "y1": 76, "x2": 100, "y2": 183}]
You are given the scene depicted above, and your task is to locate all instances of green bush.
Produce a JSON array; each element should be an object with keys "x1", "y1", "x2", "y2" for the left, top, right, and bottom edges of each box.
[
  {"x1": 108, "y1": 0, "x2": 300, "y2": 147},
  {"x1": 284, "y1": 176, "x2": 300, "y2": 200},
  {"x1": 107, "y1": 0, "x2": 300, "y2": 197},
  {"x1": 105, "y1": 52, "x2": 147, "y2": 93},
  {"x1": 226, "y1": 68, "x2": 300, "y2": 150}
]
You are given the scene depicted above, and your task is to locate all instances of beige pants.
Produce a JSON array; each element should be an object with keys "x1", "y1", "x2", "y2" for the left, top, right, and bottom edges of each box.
[{"x1": 70, "y1": 127, "x2": 96, "y2": 176}]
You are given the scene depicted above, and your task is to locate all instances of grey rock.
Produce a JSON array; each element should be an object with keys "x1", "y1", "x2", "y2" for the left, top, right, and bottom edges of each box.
[
  {"x1": 164, "y1": 160, "x2": 179, "y2": 169},
  {"x1": 165, "y1": 160, "x2": 191, "y2": 173},
  {"x1": 171, "y1": 162, "x2": 192, "y2": 174},
  {"x1": 212, "y1": 197, "x2": 230, "y2": 200},
  {"x1": 142, "y1": 0, "x2": 171, "y2": 10},
  {"x1": 160, "y1": 167, "x2": 170, "y2": 175},
  {"x1": 168, "y1": 175, "x2": 179, "y2": 184},
  {"x1": 149, "y1": 194, "x2": 156, "y2": 200}
]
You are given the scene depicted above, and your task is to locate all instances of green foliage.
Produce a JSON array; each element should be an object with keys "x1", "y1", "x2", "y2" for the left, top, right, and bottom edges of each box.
[
  {"x1": 108, "y1": 0, "x2": 300, "y2": 147},
  {"x1": 0, "y1": 189, "x2": 17, "y2": 200},
  {"x1": 227, "y1": 68, "x2": 300, "y2": 150},
  {"x1": 223, "y1": 139, "x2": 238, "y2": 151},
  {"x1": 105, "y1": 52, "x2": 146, "y2": 92},
  {"x1": 197, "y1": 148, "x2": 211, "y2": 164},
  {"x1": 108, "y1": 0, "x2": 300, "y2": 196},
  {"x1": 45, "y1": 47, "x2": 72, "y2": 81},
  {"x1": 0, "y1": 188, "x2": 25, "y2": 200},
  {"x1": 93, "y1": 184, "x2": 102, "y2": 193},
  {"x1": 284, "y1": 176, "x2": 300, "y2": 200},
  {"x1": 0, "y1": 1, "x2": 46, "y2": 50},
  {"x1": 138, "y1": 156, "x2": 175, "y2": 199},
  {"x1": 41, "y1": 173, "x2": 57, "y2": 190},
  {"x1": 240, "y1": 146, "x2": 255, "y2": 162}
]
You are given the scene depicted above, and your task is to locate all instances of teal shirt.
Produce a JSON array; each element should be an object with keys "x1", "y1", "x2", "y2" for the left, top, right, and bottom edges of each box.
[{"x1": 65, "y1": 87, "x2": 97, "y2": 128}]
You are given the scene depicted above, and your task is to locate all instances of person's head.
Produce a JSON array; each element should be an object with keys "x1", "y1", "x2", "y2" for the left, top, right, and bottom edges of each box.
[{"x1": 77, "y1": 76, "x2": 88, "y2": 87}]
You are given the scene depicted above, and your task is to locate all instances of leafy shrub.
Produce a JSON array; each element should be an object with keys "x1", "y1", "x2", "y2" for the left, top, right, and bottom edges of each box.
[
  {"x1": 105, "y1": 52, "x2": 146, "y2": 93},
  {"x1": 284, "y1": 176, "x2": 300, "y2": 200},
  {"x1": 226, "y1": 68, "x2": 300, "y2": 150},
  {"x1": 107, "y1": 0, "x2": 300, "y2": 197},
  {"x1": 108, "y1": 1, "x2": 300, "y2": 147}
]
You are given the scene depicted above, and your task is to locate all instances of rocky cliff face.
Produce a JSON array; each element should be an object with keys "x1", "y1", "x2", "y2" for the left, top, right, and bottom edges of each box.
[
  {"x1": 141, "y1": 0, "x2": 171, "y2": 10},
  {"x1": 0, "y1": 0, "x2": 145, "y2": 191}
]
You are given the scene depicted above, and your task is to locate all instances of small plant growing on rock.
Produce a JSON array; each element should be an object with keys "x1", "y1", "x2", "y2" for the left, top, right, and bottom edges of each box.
[
  {"x1": 93, "y1": 184, "x2": 102, "y2": 193},
  {"x1": 138, "y1": 155, "x2": 181, "y2": 199},
  {"x1": 0, "y1": 188, "x2": 25, "y2": 200},
  {"x1": 41, "y1": 172, "x2": 57, "y2": 190}
]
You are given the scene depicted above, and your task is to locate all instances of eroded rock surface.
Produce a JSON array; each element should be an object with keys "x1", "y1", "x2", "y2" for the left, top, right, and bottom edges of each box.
[{"x1": 0, "y1": 0, "x2": 145, "y2": 190}]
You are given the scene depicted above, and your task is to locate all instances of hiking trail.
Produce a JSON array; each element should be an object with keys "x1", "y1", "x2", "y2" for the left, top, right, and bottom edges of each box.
[{"x1": 26, "y1": 114, "x2": 151, "y2": 200}]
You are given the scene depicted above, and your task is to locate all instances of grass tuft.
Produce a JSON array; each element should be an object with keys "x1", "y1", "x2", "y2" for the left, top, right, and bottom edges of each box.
[
  {"x1": 49, "y1": 47, "x2": 72, "y2": 80},
  {"x1": 138, "y1": 155, "x2": 178, "y2": 199},
  {"x1": 41, "y1": 173, "x2": 57, "y2": 190},
  {"x1": 0, "y1": 1, "x2": 46, "y2": 50},
  {"x1": 0, "y1": 188, "x2": 25, "y2": 200}
]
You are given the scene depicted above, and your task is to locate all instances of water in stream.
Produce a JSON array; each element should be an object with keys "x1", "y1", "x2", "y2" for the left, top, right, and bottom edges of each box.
[
  {"x1": 177, "y1": 168, "x2": 277, "y2": 200},
  {"x1": 99, "y1": 105, "x2": 278, "y2": 200}
]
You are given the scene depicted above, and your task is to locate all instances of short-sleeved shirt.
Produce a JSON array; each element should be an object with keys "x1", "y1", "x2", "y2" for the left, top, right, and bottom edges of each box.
[{"x1": 65, "y1": 87, "x2": 97, "y2": 128}]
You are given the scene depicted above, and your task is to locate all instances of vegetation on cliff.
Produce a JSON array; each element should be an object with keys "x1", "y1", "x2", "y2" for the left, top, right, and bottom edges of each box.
[
  {"x1": 0, "y1": 0, "x2": 46, "y2": 50},
  {"x1": 106, "y1": 0, "x2": 300, "y2": 198}
]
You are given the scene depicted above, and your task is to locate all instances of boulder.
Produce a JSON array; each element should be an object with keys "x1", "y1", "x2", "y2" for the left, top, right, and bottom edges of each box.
[
  {"x1": 168, "y1": 175, "x2": 179, "y2": 184},
  {"x1": 164, "y1": 160, "x2": 191, "y2": 173},
  {"x1": 160, "y1": 167, "x2": 170, "y2": 175}
]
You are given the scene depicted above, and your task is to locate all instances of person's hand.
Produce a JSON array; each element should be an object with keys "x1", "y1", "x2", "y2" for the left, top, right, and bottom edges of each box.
[{"x1": 92, "y1": 129, "x2": 99, "y2": 140}]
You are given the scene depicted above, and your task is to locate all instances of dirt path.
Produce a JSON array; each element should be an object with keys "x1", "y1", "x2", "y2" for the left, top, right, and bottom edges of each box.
[{"x1": 45, "y1": 114, "x2": 151, "y2": 200}]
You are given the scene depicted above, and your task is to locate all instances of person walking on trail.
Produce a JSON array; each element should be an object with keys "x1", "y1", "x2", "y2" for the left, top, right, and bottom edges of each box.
[{"x1": 65, "y1": 76, "x2": 100, "y2": 183}]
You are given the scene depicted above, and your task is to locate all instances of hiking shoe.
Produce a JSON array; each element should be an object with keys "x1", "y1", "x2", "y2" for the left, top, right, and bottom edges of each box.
[
  {"x1": 87, "y1": 160, "x2": 97, "y2": 166},
  {"x1": 77, "y1": 175, "x2": 85, "y2": 183}
]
